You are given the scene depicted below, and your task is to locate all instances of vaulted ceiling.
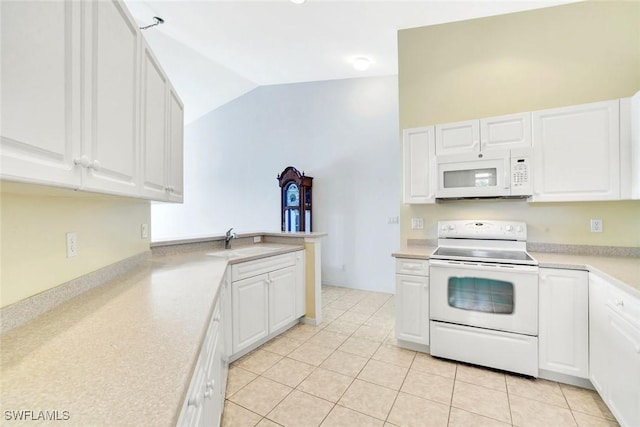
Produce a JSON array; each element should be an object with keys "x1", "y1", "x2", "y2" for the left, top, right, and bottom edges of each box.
[{"x1": 124, "y1": 0, "x2": 576, "y2": 124}]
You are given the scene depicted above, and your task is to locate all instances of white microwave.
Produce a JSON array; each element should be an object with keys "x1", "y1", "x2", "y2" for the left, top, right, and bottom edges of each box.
[{"x1": 435, "y1": 148, "x2": 533, "y2": 199}]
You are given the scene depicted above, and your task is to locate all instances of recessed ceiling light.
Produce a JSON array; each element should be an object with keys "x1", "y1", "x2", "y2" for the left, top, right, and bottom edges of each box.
[
  {"x1": 290, "y1": 0, "x2": 306, "y2": 4},
  {"x1": 352, "y1": 57, "x2": 371, "y2": 71}
]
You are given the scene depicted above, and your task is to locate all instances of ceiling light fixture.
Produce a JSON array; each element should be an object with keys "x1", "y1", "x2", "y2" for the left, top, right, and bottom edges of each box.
[
  {"x1": 290, "y1": 0, "x2": 306, "y2": 4},
  {"x1": 352, "y1": 57, "x2": 371, "y2": 71}
]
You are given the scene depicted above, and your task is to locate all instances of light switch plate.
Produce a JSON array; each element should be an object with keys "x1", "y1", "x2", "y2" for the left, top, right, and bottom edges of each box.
[{"x1": 411, "y1": 218, "x2": 424, "y2": 229}]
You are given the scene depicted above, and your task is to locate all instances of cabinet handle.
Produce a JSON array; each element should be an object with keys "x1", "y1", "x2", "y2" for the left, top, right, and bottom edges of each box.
[
  {"x1": 74, "y1": 155, "x2": 101, "y2": 170},
  {"x1": 188, "y1": 395, "x2": 202, "y2": 407},
  {"x1": 74, "y1": 155, "x2": 92, "y2": 168}
]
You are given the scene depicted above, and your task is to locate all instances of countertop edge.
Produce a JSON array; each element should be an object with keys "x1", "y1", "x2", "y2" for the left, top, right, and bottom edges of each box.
[{"x1": 392, "y1": 247, "x2": 640, "y2": 297}]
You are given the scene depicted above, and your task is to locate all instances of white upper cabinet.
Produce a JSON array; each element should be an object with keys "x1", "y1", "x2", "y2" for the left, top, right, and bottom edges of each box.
[
  {"x1": 81, "y1": 0, "x2": 140, "y2": 197},
  {"x1": 402, "y1": 127, "x2": 436, "y2": 204},
  {"x1": 435, "y1": 113, "x2": 531, "y2": 156},
  {"x1": 140, "y1": 40, "x2": 169, "y2": 200},
  {"x1": 0, "y1": 0, "x2": 184, "y2": 202},
  {"x1": 480, "y1": 113, "x2": 532, "y2": 152},
  {"x1": 435, "y1": 120, "x2": 479, "y2": 155},
  {"x1": 532, "y1": 100, "x2": 620, "y2": 202},
  {"x1": 620, "y1": 91, "x2": 640, "y2": 200},
  {"x1": 140, "y1": 40, "x2": 185, "y2": 203},
  {"x1": 167, "y1": 89, "x2": 185, "y2": 202},
  {"x1": 0, "y1": 0, "x2": 81, "y2": 187}
]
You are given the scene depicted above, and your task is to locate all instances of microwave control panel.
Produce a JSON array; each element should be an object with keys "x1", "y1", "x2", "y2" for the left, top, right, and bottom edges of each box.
[{"x1": 510, "y1": 155, "x2": 532, "y2": 196}]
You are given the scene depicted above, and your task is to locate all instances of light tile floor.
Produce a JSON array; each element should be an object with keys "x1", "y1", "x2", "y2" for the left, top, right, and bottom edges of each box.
[{"x1": 222, "y1": 285, "x2": 618, "y2": 427}]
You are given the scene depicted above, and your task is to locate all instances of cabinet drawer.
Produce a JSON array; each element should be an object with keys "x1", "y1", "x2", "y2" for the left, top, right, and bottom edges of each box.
[
  {"x1": 232, "y1": 252, "x2": 296, "y2": 282},
  {"x1": 606, "y1": 284, "x2": 640, "y2": 330},
  {"x1": 203, "y1": 299, "x2": 222, "y2": 359},
  {"x1": 396, "y1": 258, "x2": 429, "y2": 276}
]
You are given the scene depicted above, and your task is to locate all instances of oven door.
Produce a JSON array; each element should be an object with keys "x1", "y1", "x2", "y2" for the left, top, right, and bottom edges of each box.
[
  {"x1": 436, "y1": 150, "x2": 510, "y2": 198},
  {"x1": 429, "y1": 259, "x2": 538, "y2": 335}
]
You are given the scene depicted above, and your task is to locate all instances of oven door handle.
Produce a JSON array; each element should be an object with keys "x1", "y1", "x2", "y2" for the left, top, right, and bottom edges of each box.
[{"x1": 429, "y1": 259, "x2": 539, "y2": 274}]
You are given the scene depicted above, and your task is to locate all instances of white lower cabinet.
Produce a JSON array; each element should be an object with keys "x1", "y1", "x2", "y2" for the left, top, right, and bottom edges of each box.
[
  {"x1": 231, "y1": 251, "x2": 305, "y2": 357},
  {"x1": 231, "y1": 273, "x2": 270, "y2": 353},
  {"x1": 395, "y1": 258, "x2": 429, "y2": 347},
  {"x1": 589, "y1": 273, "x2": 640, "y2": 427},
  {"x1": 538, "y1": 268, "x2": 589, "y2": 378},
  {"x1": 178, "y1": 288, "x2": 227, "y2": 427},
  {"x1": 295, "y1": 251, "x2": 306, "y2": 318}
]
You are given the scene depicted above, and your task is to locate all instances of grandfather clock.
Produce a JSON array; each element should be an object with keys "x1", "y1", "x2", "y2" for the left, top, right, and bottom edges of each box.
[{"x1": 277, "y1": 166, "x2": 313, "y2": 232}]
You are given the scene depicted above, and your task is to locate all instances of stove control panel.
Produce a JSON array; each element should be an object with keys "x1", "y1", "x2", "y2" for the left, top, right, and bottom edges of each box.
[{"x1": 437, "y1": 220, "x2": 527, "y2": 241}]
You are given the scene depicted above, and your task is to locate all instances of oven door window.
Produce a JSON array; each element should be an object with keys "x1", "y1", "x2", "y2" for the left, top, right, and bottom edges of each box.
[{"x1": 448, "y1": 277, "x2": 514, "y2": 314}]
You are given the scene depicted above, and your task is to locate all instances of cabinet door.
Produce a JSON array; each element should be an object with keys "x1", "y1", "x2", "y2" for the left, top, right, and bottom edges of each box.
[
  {"x1": 81, "y1": 0, "x2": 140, "y2": 196},
  {"x1": 480, "y1": 112, "x2": 531, "y2": 151},
  {"x1": 402, "y1": 127, "x2": 436, "y2": 204},
  {"x1": 269, "y1": 267, "x2": 297, "y2": 332},
  {"x1": 295, "y1": 251, "x2": 306, "y2": 318},
  {"x1": 167, "y1": 88, "x2": 185, "y2": 202},
  {"x1": 606, "y1": 305, "x2": 640, "y2": 427},
  {"x1": 589, "y1": 274, "x2": 610, "y2": 397},
  {"x1": 177, "y1": 351, "x2": 206, "y2": 427},
  {"x1": 532, "y1": 100, "x2": 620, "y2": 202},
  {"x1": 140, "y1": 40, "x2": 168, "y2": 200},
  {"x1": 0, "y1": 0, "x2": 81, "y2": 187},
  {"x1": 232, "y1": 275, "x2": 269, "y2": 354},
  {"x1": 395, "y1": 274, "x2": 429, "y2": 345},
  {"x1": 435, "y1": 120, "x2": 479, "y2": 155},
  {"x1": 539, "y1": 268, "x2": 589, "y2": 378}
]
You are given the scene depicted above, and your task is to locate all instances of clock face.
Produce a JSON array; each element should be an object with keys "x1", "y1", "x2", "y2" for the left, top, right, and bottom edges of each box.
[{"x1": 286, "y1": 184, "x2": 299, "y2": 207}]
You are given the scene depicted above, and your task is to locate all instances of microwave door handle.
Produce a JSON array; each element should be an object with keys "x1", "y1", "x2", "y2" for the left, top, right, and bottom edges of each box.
[{"x1": 504, "y1": 168, "x2": 510, "y2": 189}]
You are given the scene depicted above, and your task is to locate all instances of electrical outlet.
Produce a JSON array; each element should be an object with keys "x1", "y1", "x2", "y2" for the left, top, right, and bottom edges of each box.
[
  {"x1": 253, "y1": 236, "x2": 262, "y2": 243},
  {"x1": 411, "y1": 218, "x2": 424, "y2": 229},
  {"x1": 388, "y1": 216, "x2": 399, "y2": 224},
  {"x1": 590, "y1": 219, "x2": 603, "y2": 233},
  {"x1": 66, "y1": 232, "x2": 77, "y2": 258},
  {"x1": 141, "y1": 223, "x2": 149, "y2": 239}
]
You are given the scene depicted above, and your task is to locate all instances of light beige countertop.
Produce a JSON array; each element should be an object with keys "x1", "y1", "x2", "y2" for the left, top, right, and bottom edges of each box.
[
  {"x1": 0, "y1": 244, "x2": 303, "y2": 426},
  {"x1": 531, "y1": 251, "x2": 640, "y2": 297},
  {"x1": 392, "y1": 244, "x2": 640, "y2": 297},
  {"x1": 391, "y1": 244, "x2": 437, "y2": 260}
]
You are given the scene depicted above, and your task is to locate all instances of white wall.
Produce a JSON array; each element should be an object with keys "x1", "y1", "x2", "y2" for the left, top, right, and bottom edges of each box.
[{"x1": 152, "y1": 76, "x2": 400, "y2": 293}]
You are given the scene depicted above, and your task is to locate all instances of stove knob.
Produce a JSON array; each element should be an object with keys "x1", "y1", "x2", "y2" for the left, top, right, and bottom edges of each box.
[
  {"x1": 505, "y1": 225, "x2": 513, "y2": 232},
  {"x1": 448, "y1": 224, "x2": 456, "y2": 231},
  {"x1": 516, "y1": 226, "x2": 523, "y2": 233},
  {"x1": 440, "y1": 225, "x2": 447, "y2": 232}
]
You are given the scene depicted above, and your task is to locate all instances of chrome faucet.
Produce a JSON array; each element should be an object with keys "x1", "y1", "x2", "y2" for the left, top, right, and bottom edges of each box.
[{"x1": 225, "y1": 228, "x2": 237, "y2": 249}]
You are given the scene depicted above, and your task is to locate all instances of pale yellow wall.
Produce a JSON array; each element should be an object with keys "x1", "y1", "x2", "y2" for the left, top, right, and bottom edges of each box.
[
  {"x1": 0, "y1": 182, "x2": 151, "y2": 307},
  {"x1": 399, "y1": 1, "x2": 640, "y2": 247}
]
